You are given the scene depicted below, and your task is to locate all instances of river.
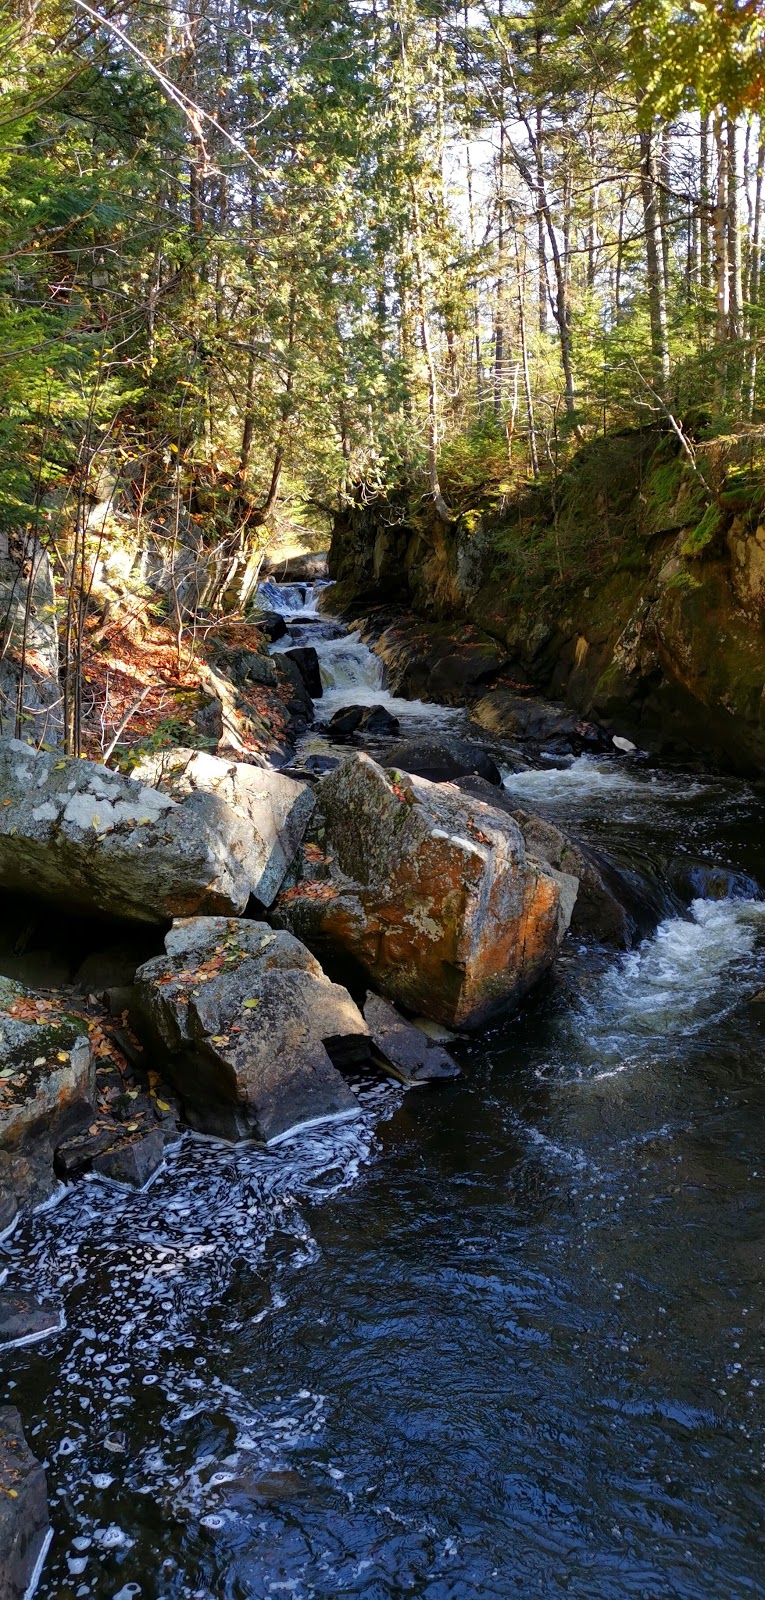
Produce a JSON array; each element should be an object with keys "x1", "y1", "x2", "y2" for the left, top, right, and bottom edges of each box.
[{"x1": 2, "y1": 582, "x2": 764, "y2": 1599}]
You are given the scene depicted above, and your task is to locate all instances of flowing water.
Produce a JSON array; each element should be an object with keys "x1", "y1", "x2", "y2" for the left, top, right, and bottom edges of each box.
[{"x1": 2, "y1": 584, "x2": 765, "y2": 1599}]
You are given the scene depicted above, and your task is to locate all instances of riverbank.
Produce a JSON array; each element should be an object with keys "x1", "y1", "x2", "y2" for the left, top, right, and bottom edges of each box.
[{"x1": 328, "y1": 424, "x2": 765, "y2": 775}]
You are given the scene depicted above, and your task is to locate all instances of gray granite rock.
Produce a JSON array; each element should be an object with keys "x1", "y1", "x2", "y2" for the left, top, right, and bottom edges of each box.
[{"x1": 134, "y1": 917, "x2": 368, "y2": 1143}]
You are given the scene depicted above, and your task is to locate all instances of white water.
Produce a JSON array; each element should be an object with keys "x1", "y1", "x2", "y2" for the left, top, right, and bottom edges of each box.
[
  {"x1": 258, "y1": 581, "x2": 464, "y2": 737},
  {"x1": 501, "y1": 754, "x2": 707, "y2": 809},
  {"x1": 568, "y1": 895, "x2": 765, "y2": 1077}
]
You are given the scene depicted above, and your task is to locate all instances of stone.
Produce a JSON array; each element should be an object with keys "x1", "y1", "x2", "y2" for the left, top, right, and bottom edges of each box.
[
  {"x1": 0, "y1": 1290, "x2": 63, "y2": 1350},
  {"x1": 372, "y1": 617, "x2": 508, "y2": 704},
  {"x1": 612, "y1": 734, "x2": 637, "y2": 753},
  {"x1": 0, "y1": 739, "x2": 254, "y2": 923},
  {"x1": 133, "y1": 917, "x2": 368, "y2": 1143},
  {"x1": 0, "y1": 1407, "x2": 50, "y2": 1600},
  {"x1": 272, "y1": 754, "x2": 574, "y2": 1030},
  {"x1": 470, "y1": 690, "x2": 605, "y2": 753},
  {"x1": 454, "y1": 776, "x2": 631, "y2": 946},
  {"x1": 0, "y1": 979, "x2": 95, "y2": 1208},
  {"x1": 92, "y1": 1126, "x2": 165, "y2": 1188},
  {"x1": 253, "y1": 610, "x2": 288, "y2": 642},
  {"x1": 228, "y1": 651, "x2": 278, "y2": 689},
  {"x1": 132, "y1": 748, "x2": 315, "y2": 908},
  {"x1": 192, "y1": 697, "x2": 225, "y2": 742},
  {"x1": 363, "y1": 993, "x2": 460, "y2": 1083},
  {"x1": 283, "y1": 645, "x2": 323, "y2": 699},
  {"x1": 387, "y1": 735, "x2": 501, "y2": 785},
  {"x1": 326, "y1": 704, "x2": 401, "y2": 739},
  {"x1": 272, "y1": 653, "x2": 315, "y2": 728}
]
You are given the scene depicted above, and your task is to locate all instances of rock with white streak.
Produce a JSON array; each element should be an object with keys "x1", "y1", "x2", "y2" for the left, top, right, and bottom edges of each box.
[{"x1": 132, "y1": 747, "x2": 315, "y2": 907}]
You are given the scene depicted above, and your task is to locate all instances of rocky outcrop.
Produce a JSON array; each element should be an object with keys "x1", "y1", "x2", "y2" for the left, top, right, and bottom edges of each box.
[
  {"x1": 470, "y1": 691, "x2": 608, "y2": 756},
  {"x1": 367, "y1": 616, "x2": 508, "y2": 705},
  {"x1": 328, "y1": 430, "x2": 765, "y2": 774},
  {"x1": 131, "y1": 748, "x2": 315, "y2": 907},
  {"x1": 0, "y1": 1408, "x2": 50, "y2": 1600},
  {"x1": 0, "y1": 740, "x2": 255, "y2": 923},
  {"x1": 0, "y1": 977, "x2": 94, "y2": 1221},
  {"x1": 272, "y1": 754, "x2": 576, "y2": 1029},
  {"x1": 262, "y1": 550, "x2": 328, "y2": 582},
  {"x1": 133, "y1": 917, "x2": 368, "y2": 1142}
]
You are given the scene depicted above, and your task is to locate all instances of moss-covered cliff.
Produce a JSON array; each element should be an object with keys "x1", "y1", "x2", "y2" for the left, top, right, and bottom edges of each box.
[{"x1": 329, "y1": 427, "x2": 765, "y2": 773}]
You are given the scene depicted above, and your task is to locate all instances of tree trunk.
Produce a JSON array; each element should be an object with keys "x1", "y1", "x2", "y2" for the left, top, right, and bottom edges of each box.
[{"x1": 639, "y1": 124, "x2": 670, "y2": 389}]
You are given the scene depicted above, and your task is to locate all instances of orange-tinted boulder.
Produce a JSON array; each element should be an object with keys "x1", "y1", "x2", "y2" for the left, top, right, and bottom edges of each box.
[{"x1": 272, "y1": 754, "x2": 576, "y2": 1030}]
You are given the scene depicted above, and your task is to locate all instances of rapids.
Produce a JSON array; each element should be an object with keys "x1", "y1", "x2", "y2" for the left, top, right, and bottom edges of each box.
[{"x1": 2, "y1": 582, "x2": 764, "y2": 1599}]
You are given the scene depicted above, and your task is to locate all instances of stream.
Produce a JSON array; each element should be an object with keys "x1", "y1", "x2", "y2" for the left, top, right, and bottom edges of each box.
[{"x1": 2, "y1": 582, "x2": 765, "y2": 1599}]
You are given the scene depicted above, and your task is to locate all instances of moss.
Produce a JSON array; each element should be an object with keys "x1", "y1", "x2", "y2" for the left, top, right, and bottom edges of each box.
[{"x1": 682, "y1": 503, "x2": 724, "y2": 558}]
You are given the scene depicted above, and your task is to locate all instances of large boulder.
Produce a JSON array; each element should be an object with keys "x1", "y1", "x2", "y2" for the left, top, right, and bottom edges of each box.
[
  {"x1": 455, "y1": 776, "x2": 631, "y2": 945},
  {"x1": 0, "y1": 740, "x2": 255, "y2": 923},
  {"x1": 132, "y1": 749, "x2": 315, "y2": 908},
  {"x1": 272, "y1": 754, "x2": 576, "y2": 1030},
  {"x1": 261, "y1": 551, "x2": 329, "y2": 582},
  {"x1": 282, "y1": 645, "x2": 323, "y2": 699},
  {"x1": 0, "y1": 977, "x2": 94, "y2": 1218},
  {"x1": 133, "y1": 918, "x2": 369, "y2": 1143},
  {"x1": 0, "y1": 1408, "x2": 50, "y2": 1600}
]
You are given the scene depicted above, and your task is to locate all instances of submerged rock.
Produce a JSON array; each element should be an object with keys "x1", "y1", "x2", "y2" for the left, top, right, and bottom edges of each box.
[
  {"x1": 272, "y1": 753, "x2": 575, "y2": 1030},
  {"x1": 132, "y1": 748, "x2": 315, "y2": 908},
  {"x1": 363, "y1": 993, "x2": 460, "y2": 1083},
  {"x1": 133, "y1": 917, "x2": 368, "y2": 1142},
  {"x1": 0, "y1": 740, "x2": 255, "y2": 924},
  {"x1": 0, "y1": 1407, "x2": 50, "y2": 1600}
]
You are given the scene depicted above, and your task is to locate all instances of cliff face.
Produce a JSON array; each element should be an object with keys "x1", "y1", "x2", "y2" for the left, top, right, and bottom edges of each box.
[{"x1": 329, "y1": 428, "x2": 765, "y2": 773}]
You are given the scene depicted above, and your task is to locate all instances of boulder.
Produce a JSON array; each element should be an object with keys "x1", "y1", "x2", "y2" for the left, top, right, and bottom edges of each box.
[
  {"x1": 253, "y1": 610, "x2": 288, "y2": 642},
  {"x1": 0, "y1": 977, "x2": 94, "y2": 1209},
  {"x1": 387, "y1": 736, "x2": 501, "y2": 786},
  {"x1": 326, "y1": 704, "x2": 400, "y2": 739},
  {"x1": 133, "y1": 917, "x2": 368, "y2": 1143},
  {"x1": 0, "y1": 1407, "x2": 50, "y2": 1600},
  {"x1": 132, "y1": 748, "x2": 315, "y2": 908},
  {"x1": 0, "y1": 739, "x2": 255, "y2": 923},
  {"x1": 272, "y1": 653, "x2": 315, "y2": 730},
  {"x1": 272, "y1": 754, "x2": 575, "y2": 1030},
  {"x1": 471, "y1": 690, "x2": 608, "y2": 753},
  {"x1": 454, "y1": 776, "x2": 631, "y2": 945},
  {"x1": 283, "y1": 645, "x2": 323, "y2": 700},
  {"x1": 363, "y1": 993, "x2": 460, "y2": 1083}
]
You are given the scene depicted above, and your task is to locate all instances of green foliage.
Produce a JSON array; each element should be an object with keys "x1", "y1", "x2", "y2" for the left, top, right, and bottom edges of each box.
[{"x1": 682, "y1": 502, "x2": 724, "y2": 557}]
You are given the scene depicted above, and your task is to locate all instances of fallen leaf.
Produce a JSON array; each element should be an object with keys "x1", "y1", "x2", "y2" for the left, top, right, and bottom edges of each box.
[{"x1": 241, "y1": 998, "x2": 260, "y2": 1009}]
